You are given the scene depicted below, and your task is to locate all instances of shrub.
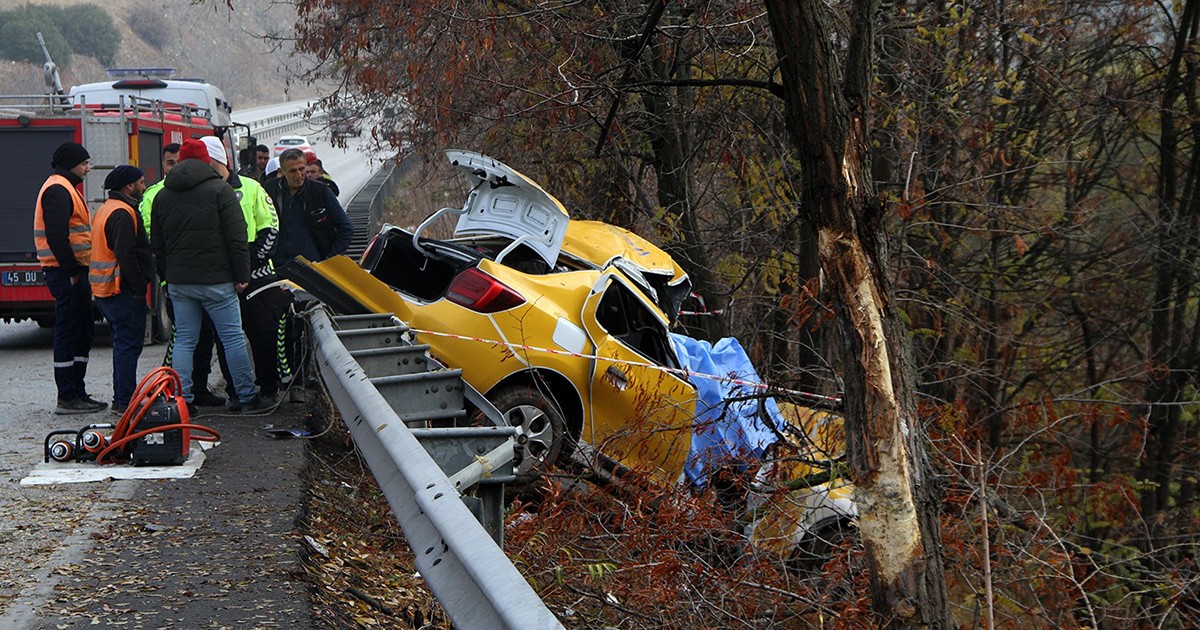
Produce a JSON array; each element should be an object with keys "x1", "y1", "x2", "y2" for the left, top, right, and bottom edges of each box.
[
  {"x1": 58, "y1": 5, "x2": 120, "y2": 66},
  {"x1": 128, "y1": 9, "x2": 170, "y2": 51},
  {"x1": 0, "y1": 18, "x2": 71, "y2": 67}
]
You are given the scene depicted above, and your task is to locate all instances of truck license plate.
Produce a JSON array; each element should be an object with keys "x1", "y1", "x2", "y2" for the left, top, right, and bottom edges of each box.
[{"x1": 1, "y1": 270, "x2": 45, "y2": 286}]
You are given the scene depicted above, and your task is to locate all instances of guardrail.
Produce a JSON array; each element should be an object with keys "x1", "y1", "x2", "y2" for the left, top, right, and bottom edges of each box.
[
  {"x1": 342, "y1": 158, "x2": 406, "y2": 260},
  {"x1": 235, "y1": 100, "x2": 327, "y2": 141},
  {"x1": 307, "y1": 307, "x2": 564, "y2": 630}
]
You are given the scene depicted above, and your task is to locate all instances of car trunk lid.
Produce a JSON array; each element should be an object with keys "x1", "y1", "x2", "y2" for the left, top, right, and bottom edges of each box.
[{"x1": 446, "y1": 150, "x2": 570, "y2": 268}]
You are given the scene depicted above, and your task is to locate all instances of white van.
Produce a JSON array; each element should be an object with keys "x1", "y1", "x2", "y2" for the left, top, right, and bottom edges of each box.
[{"x1": 70, "y1": 73, "x2": 233, "y2": 128}]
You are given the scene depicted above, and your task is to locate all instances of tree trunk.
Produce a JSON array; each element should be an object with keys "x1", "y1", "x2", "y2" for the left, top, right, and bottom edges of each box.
[
  {"x1": 1138, "y1": 0, "x2": 1200, "y2": 543},
  {"x1": 635, "y1": 31, "x2": 729, "y2": 340},
  {"x1": 764, "y1": 0, "x2": 952, "y2": 626}
]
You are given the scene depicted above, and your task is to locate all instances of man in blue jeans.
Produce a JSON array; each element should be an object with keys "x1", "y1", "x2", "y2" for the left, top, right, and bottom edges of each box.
[
  {"x1": 150, "y1": 138, "x2": 266, "y2": 413},
  {"x1": 90, "y1": 165, "x2": 152, "y2": 414}
]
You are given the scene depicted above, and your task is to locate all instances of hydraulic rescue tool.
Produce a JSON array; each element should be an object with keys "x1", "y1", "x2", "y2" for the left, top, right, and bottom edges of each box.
[{"x1": 43, "y1": 367, "x2": 220, "y2": 466}]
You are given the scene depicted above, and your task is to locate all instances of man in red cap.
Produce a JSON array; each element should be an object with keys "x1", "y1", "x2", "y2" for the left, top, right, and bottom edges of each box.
[
  {"x1": 150, "y1": 138, "x2": 266, "y2": 413},
  {"x1": 35, "y1": 141, "x2": 107, "y2": 414},
  {"x1": 304, "y1": 152, "x2": 340, "y2": 196}
]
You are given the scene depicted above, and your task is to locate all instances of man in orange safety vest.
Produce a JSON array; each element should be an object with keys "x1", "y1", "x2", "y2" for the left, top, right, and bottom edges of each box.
[
  {"x1": 90, "y1": 165, "x2": 151, "y2": 415},
  {"x1": 34, "y1": 142, "x2": 105, "y2": 414}
]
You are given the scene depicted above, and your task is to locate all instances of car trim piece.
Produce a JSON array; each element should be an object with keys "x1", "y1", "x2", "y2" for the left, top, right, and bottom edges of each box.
[{"x1": 551, "y1": 317, "x2": 587, "y2": 354}]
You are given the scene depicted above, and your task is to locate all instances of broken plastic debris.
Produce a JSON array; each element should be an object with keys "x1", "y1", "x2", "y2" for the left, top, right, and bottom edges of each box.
[{"x1": 263, "y1": 427, "x2": 311, "y2": 439}]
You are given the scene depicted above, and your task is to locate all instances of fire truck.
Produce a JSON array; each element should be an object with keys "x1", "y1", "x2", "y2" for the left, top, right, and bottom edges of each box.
[{"x1": 0, "y1": 44, "x2": 241, "y2": 341}]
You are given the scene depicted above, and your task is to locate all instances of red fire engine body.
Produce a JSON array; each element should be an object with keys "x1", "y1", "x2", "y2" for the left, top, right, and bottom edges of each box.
[{"x1": 0, "y1": 83, "x2": 227, "y2": 340}]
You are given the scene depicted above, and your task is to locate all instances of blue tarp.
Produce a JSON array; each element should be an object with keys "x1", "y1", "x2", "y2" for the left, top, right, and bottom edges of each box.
[{"x1": 669, "y1": 334, "x2": 785, "y2": 486}]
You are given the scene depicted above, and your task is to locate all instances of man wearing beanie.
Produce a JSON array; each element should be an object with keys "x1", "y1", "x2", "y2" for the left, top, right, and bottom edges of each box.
[
  {"x1": 90, "y1": 165, "x2": 151, "y2": 414},
  {"x1": 35, "y1": 141, "x2": 106, "y2": 414},
  {"x1": 150, "y1": 137, "x2": 266, "y2": 413},
  {"x1": 168, "y1": 135, "x2": 287, "y2": 409}
]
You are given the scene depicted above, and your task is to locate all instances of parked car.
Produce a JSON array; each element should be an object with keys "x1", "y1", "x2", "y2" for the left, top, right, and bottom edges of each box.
[
  {"x1": 273, "y1": 134, "x2": 311, "y2": 156},
  {"x1": 281, "y1": 150, "x2": 856, "y2": 562},
  {"x1": 330, "y1": 108, "x2": 361, "y2": 138}
]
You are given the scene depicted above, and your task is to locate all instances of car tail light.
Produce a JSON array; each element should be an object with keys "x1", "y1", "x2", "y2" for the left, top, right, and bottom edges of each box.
[
  {"x1": 445, "y1": 268, "x2": 526, "y2": 313},
  {"x1": 360, "y1": 234, "x2": 380, "y2": 266}
]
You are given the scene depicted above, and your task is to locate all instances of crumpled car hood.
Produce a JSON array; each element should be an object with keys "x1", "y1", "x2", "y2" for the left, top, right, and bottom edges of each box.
[{"x1": 564, "y1": 220, "x2": 692, "y2": 321}]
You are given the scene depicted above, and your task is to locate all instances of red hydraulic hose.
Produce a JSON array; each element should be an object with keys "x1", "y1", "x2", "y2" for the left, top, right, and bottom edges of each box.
[{"x1": 95, "y1": 367, "x2": 221, "y2": 465}]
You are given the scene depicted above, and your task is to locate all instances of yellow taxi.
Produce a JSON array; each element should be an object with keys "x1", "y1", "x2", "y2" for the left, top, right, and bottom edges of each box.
[{"x1": 286, "y1": 150, "x2": 856, "y2": 562}]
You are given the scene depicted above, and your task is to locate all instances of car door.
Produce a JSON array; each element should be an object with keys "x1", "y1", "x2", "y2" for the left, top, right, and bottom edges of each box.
[{"x1": 580, "y1": 272, "x2": 696, "y2": 484}]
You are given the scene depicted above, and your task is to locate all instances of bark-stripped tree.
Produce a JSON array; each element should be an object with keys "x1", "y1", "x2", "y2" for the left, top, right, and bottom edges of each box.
[{"x1": 762, "y1": 0, "x2": 951, "y2": 625}]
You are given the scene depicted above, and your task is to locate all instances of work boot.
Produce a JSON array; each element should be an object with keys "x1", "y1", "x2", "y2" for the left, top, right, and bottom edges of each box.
[
  {"x1": 56, "y1": 398, "x2": 105, "y2": 415},
  {"x1": 193, "y1": 388, "x2": 226, "y2": 407},
  {"x1": 80, "y1": 395, "x2": 108, "y2": 410},
  {"x1": 227, "y1": 395, "x2": 272, "y2": 414}
]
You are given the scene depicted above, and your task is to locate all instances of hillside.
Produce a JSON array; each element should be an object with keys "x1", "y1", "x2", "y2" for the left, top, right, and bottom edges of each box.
[{"x1": 0, "y1": 0, "x2": 313, "y2": 110}]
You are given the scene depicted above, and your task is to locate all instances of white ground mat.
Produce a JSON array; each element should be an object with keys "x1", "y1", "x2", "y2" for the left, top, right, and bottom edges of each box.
[{"x1": 19, "y1": 441, "x2": 216, "y2": 486}]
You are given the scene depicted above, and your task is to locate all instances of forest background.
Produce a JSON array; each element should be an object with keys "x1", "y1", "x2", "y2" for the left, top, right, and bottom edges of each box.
[
  {"x1": 4, "y1": 0, "x2": 1195, "y2": 626},
  {"x1": 291, "y1": 0, "x2": 1200, "y2": 627}
]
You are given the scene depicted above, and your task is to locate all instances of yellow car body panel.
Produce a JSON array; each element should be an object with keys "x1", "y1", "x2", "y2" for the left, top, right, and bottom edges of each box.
[
  {"x1": 307, "y1": 253, "x2": 696, "y2": 481},
  {"x1": 563, "y1": 220, "x2": 688, "y2": 284},
  {"x1": 580, "y1": 273, "x2": 696, "y2": 484},
  {"x1": 747, "y1": 403, "x2": 856, "y2": 554}
]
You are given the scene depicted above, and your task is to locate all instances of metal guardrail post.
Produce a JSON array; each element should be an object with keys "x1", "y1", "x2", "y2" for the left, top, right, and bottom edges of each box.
[{"x1": 308, "y1": 307, "x2": 563, "y2": 630}]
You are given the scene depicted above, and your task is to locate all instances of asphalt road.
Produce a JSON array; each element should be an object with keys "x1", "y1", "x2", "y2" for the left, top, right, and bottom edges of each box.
[
  {"x1": 0, "y1": 322, "x2": 168, "y2": 624},
  {"x1": 0, "y1": 321, "x2": 314, "y2": 628}
]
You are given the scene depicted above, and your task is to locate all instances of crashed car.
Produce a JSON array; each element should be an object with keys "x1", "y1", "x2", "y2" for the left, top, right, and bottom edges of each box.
[{"x1": 285, "y1": 150, "x2": 855, "y2": 559}]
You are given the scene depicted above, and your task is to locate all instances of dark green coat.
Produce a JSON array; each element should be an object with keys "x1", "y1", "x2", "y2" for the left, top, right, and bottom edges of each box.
[{"x1": 150, "y1": 159, "x2": 249, "y2": 286}]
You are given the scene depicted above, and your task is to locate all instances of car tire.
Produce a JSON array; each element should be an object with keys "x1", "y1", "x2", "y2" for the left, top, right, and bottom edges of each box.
[
  {"x1": 486, "y1": 386, "x2": 570, "y2": 481},
  {"x1": 148, "y1": 282, "x2": 172, "y2": 344}
]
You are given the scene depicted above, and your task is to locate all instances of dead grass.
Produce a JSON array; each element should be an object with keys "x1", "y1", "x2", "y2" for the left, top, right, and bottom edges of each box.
[
  {"x1": 299, "y1": 413, "x2": 871, "y2": 628},
  {"x1": 301, "y1": 417, "x2": 450, "y2": 629}
]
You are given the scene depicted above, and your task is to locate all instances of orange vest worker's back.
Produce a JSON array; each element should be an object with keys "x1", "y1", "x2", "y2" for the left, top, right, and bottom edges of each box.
[{"x1": 89, "y1": 198, "x2": 137, "y2": 298}]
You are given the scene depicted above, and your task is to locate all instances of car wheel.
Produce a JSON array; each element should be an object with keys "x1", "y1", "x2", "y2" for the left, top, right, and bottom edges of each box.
[
  {"x1": 486, "y1": 386, "x2": 569, "y2": 481},
  {"x1": 149, "y1": 282, "x2": 172, "y2": 344}
]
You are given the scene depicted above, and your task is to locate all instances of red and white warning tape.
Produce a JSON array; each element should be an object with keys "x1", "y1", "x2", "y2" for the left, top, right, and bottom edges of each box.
[
  {"x1": 405, "y1": 326, "x2": 840, "y2": 406},
  {"x1": 678, "y1": 292, "x2": 725, "y2": 317}
]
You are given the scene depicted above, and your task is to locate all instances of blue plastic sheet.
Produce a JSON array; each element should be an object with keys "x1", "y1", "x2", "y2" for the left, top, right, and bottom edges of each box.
[{"x1": 670, "y1": 334, "x2": 785, "y2": 486}]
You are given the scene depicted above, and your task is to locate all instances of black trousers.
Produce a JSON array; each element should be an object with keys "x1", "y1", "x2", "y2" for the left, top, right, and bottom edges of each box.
[{"x1": 44, "y1": 267, "x2": 94, "y2": 401}]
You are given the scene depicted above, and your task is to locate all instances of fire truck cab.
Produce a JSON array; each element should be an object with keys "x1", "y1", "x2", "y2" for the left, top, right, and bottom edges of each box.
[{"x1": 0, "y1": 70, "x2": 232, "y2": 341}]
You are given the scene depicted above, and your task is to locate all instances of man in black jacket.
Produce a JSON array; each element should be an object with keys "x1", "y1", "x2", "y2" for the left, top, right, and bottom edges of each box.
[
  {"x1": 34, "y1": 142, "x2": 107, "y2": 414},
  {"x1": 150, "y1": 138, "x2": 265, "y2": 412},
  {"x1": 89, "y1": 165, "x2": 151, "y2": 414},
  {"x1": 266, "y1": 148, "x2": 352, "y2": 267}
]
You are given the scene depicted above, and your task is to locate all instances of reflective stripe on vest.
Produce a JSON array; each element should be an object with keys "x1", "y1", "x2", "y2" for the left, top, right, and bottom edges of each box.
[
  {"x1": 33, "y1": 174, "x2": 91, "y2": 268},
  {"x1": 88, "y1": 199, "x2": 136, "y2": 298}
]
